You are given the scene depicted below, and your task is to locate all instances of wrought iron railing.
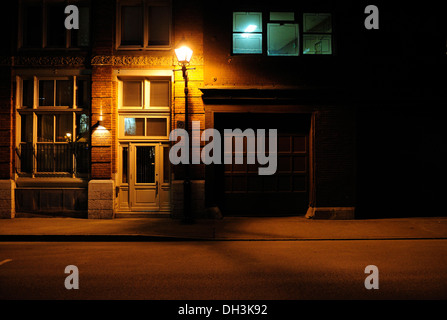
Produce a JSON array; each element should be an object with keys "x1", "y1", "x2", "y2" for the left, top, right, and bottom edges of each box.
[{"x1": 16, "y1": 142, "x2": 89, "y2": 175}]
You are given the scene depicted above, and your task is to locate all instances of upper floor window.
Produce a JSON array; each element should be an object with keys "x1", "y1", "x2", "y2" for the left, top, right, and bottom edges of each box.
[
  {"x1": 117, "y1": 0, "x2": 171, "y2": 49},
  {"x1": 118, "y1": 78, "x2": 170, "y2": 110},
  {"x1": 232, "y1": 12, "x2": 263, "y2": 54},
  {"x1": 302, "y1": 13, "x2": 332, "y2": 54},
  {"x1": 232, "y1": 11, "x2": 333, "y2": 56},
  {"x1": 20, "y1": 0, "x2": 90, "y2": 49}
]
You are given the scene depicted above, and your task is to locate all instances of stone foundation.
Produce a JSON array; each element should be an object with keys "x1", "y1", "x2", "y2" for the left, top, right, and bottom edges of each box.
[
  {"x1": 0, "y1": 180, "x2": 15, "y2": 218},
  {"x1": 171, "y1": 180, "x2": 205, "y2": 219},
  {"x1": 305, "y1": 207, "x2": 355, "y2": 220},
  {"x1": 88, "y1": 180, "x2": 115, "y2": 219}
]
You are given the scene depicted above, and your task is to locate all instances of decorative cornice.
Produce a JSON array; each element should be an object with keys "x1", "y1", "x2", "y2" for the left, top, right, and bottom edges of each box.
[
  {"x1": 91, "y1": 55, "x2": 203, "y2": 67},
  {"x1": 0, "y1": 56, "x2": 13, "y2": 66},
  {"x1": 4, "y1": 54, "x2": 204, "y2": 67},
  {"x1": 13, "y1": 56, "x2": 86, "y2": 67}
]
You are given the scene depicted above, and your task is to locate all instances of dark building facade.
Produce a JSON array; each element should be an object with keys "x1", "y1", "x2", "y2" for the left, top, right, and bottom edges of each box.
[{"x1": 0, "y1": 0, "x2": 445, "y2": 220}]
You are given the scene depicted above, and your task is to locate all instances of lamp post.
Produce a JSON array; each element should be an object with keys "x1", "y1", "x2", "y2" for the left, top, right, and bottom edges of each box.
[{"x1": 174, "y1": 43, "x2": 195, "y2": 224}]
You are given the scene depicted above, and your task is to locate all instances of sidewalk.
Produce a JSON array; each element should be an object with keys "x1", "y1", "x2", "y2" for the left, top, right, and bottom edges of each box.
[{"x1": 1, "y1": 216, "x2": 447, "y2": 241}]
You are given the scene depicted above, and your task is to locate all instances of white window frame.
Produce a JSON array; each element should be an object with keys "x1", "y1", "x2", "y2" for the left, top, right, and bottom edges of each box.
[
  {"x1": 302, "y1": 13, "x2": 333, "y2": 55},
  {"x1": 118, "y1": 114, "x2": 170, "y2": 141},
  {"x1": 15, "y1": 74, "x2": 90, "y2": 177},
  {"x1": 232, "y1": 12, "x2": 263, "y2": 54},
  {"x1": 118, "y1": 77, "x2": 171, "y2": 111}
]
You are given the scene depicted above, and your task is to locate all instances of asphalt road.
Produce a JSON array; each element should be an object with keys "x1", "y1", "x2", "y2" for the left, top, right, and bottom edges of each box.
[{"x1": 0, "y1": 240, "x2": 446, "y2": 300}]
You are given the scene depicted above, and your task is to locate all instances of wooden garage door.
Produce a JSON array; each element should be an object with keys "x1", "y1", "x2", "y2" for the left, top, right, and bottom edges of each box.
[{"x1": 215, "y1": 113, "x2": 310, "y2": 216}]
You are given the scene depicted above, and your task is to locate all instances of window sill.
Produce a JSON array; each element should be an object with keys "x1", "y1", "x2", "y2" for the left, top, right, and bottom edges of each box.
[
  {"x1": 16, "y1": 177, "x2": 88, "y2": 188},
  {"x1": 116, "y1": 46, "x2": 172, "y2": 51}
]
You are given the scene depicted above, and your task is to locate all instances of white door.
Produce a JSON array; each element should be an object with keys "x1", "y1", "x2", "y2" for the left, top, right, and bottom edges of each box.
[{"x1": 118, "y1": 142, "x2": 170, "y2": 213}]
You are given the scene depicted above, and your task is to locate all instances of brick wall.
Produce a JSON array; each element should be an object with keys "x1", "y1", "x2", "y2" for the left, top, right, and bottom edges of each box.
[
  {"x1": 0, "y1": 68, "x2": 13, "y2": 180},
  {"x1": 314, "y1": 105, "x2": 356, "y2": 208}
]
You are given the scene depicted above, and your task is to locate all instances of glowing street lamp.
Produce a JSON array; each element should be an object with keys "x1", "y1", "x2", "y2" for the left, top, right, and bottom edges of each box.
[
  {"x1": 174, "y1": 41, "x2": 195, "y2": 224},
  {"x1": 175, "y1": 45, "x2": 193, "y2": 66}
]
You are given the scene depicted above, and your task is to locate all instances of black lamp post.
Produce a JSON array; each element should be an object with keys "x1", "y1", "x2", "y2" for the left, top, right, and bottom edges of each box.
[{"x1": 174, "y1": 43, "x2": 195, "y2": 224}]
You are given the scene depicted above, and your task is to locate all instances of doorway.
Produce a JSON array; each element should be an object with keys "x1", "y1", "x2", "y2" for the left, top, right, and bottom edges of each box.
[{"x1": 118, "y1": 142, "x2": 170, "y2": 213}]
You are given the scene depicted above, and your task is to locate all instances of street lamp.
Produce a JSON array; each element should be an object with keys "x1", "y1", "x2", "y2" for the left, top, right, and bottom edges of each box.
[{"x1": 174, "y1": 42, "x2": 195, "y2": 224}]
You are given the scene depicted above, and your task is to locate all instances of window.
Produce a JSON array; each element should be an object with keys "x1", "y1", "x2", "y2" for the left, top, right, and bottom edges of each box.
[
  {"x1": 118, "y1": 0, "x2": 171, "y2": 49},
  {"x1": 121, "y1": 116, "x2": 168, "y2": 138},
  {"x1": 39, "y1": 79, "x2": 73, "y2": 107},
  {"x1": 16, "y1": 76, "x2": 90, "y2": 176},
  {"x1": 267, "y1": 12, "x2": 299, "y2": 56},
  {"x1": 232, "y1": 10, "x2": 333, "y2": 56},
  {"x1": 233, "y1": 12, "x2": 263, "y2": 54},
  {"x1": 119, "y1": 79, "x2": 170, "y2": 110},
  {"x1": 302, "y1": 13, "x2": 332, "y2": 54},
  {"x1": 20, "y1": 1, "x2": 90, "y2": 49}
]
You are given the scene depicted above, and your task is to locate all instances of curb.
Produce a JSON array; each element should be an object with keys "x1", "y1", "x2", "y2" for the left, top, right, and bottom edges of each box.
[{"x1": 1, "y1": 234, "x2": 447, "y2": 242}]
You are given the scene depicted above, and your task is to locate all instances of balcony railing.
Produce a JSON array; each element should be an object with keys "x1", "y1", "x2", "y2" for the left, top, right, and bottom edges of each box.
[{"x1": 16, "y1": 142, "x2": 89, "y2": 175}]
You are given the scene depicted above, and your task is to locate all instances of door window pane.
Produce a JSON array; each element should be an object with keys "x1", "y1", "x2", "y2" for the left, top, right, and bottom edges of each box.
[
  {"x1": 150, "y1": 81, "x2": 169, "y2": 107},
  {"x1": 148, "y1": 5, "x2": 170, "y2": 45},
  {"x1": 124, "y1": 118, "x2": 144, "y2": 136},
  {"x1": 123, "y1": 81, "x2": 142, "y2": 107},
  {"x1": 122, "y1": 146, "x2": 128, "y2": 183},
  {"x1": 56, "y1": 80, "x2": 73, "y2": 107},
  {"x1": 37, "y1": 114, "x2": 54, "y2": 142},
  {"x1": 136, "y1": 146, "x2": 155, "y2": 183},
  {"x1": 163, "y1": 146, "x2": 170, "y2": 183},
  {"x1": 121, "y1": 6, "x2": 143, "y2": 45},
  {"x1": 39, "y1": 80, "x2": 54, "y2": 106},
  {"x1": 146, "y1": 118, "x2": 167, "y2": 136}
]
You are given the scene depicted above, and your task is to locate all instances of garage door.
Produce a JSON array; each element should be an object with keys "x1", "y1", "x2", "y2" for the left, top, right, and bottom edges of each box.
[{"x1": 214, "y1": 113, "x2": 310, "y2": 216}]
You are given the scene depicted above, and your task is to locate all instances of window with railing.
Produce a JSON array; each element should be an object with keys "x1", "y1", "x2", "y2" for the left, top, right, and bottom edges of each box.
[{"x1": 16, "y1": 76, "x2": 90, "y2": 177}]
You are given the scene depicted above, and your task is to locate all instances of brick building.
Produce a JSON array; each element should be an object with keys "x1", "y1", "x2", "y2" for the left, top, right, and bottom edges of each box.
[{"x1": 0, "y1": 0, "x2": 445, "y2": 219}]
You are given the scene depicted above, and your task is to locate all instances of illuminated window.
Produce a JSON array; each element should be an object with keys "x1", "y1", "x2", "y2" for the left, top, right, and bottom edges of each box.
[
  {"x1": 231, "y1": 10, "x2": 333, "y2": 56},
  {"x1": 267, "y1": 12, "x2": 299, "y2": 56},
  {"x1": 232, "y1": 12, "x2": 263, "y2": 54},
  {"x1": 16, "y1": 76, "x2": 90, "y2": 175},
  {"x1": 121, "y1": 116, "x2": 168, "y2": 138},
  {"x1": 124, "y1": 118, "x2": 145, "y2": 136},
  {"x1": 302, "y1": 13, "x2": 332, "y2": 54},
  {"x1": 118, "y1": 0, "x2": 171, "y2": 49}
]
